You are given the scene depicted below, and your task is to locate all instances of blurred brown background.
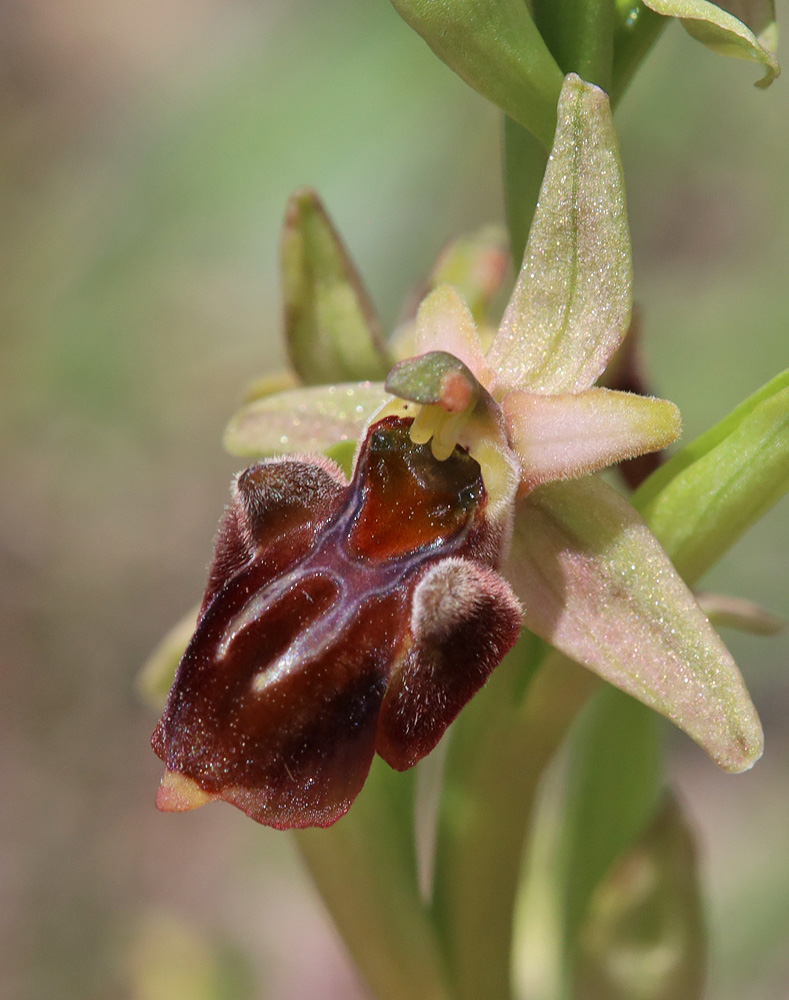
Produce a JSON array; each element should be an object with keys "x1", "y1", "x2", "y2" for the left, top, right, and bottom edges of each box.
[{"x1": 1, "y1": 2, "x2": 787, "y2": 998}]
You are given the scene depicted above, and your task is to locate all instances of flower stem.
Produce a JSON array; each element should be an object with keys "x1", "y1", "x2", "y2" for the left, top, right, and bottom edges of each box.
[
  {"x1": 431, "y1": 636, "x2": 600, "y2": 1000},
  {"x1": 610, "y1": 4, "x2": 667, "y2": 105},
  {"x1": 532, "y1": 0, "x2": 617, "y2": 91},
  {"x1": 503, "y1": 116, "x2": 548, "y2": 268},
  {"x1": 296, "y1": 760, "x2": 455, "y2": 1000}
]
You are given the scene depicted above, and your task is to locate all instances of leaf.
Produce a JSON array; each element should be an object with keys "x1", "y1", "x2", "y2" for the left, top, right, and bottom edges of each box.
[
  {"x1": 642, "y1": 0, "x2": 779, "y2": 87},
  {"x1": 223, "y1": 382, "x2": 389, "y2": 458},
  {"x1": 574, "y1": 794, "x2": 706, "y2": 1000},
  {"x1": 506, "y1": 475, "x2": 763, "y2": 773},
  {"x1": 633, "y1": 372, "x2": 789, "y2": 585},
  {"x1": 390, "y1": 0, "x2": 564, "y2": 148},
  {"x1": 488, "y1": 75, "x2": 632, "y2": 396},
  {"x1": 281, "y1": 188, "x2": 392, "y2": 384}
]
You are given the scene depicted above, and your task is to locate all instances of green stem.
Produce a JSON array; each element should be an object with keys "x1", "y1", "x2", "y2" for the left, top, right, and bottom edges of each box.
[
  {"x1": 296, "y1": 759, "x2": 455, "y2": 1000},
  {"x1": 503, "y1": 116, "x2": 548, "y2": 268},
  {"x1": 610, "y1": 4, "x2": 668, "y2": 105},
  {"x1": 532, "y1": 0, "x2": 617, "y2": 90},
  {"x1": 431, "y1": 637, "x2": 600, "y2": 1000}
]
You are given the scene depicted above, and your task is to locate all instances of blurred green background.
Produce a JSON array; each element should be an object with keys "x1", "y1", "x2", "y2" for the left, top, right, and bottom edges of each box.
[{"x1": 1, "y1": 2, "x2": 786, "y2": 998}]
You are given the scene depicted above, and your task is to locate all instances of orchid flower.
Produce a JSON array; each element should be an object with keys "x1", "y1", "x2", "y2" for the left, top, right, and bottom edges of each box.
[{"x1": 151, "y1": 75, "x2": 762, "y2": 830}]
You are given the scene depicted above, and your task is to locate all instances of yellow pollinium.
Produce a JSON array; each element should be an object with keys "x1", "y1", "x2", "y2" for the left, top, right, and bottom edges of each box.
[{"x1": 409, "y1": 403, "x2": 473, "y2": 461}]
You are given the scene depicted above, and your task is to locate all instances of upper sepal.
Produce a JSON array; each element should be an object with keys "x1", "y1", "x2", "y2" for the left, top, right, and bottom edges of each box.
[{"x1": 487, "y1": 75, "x2": 632, "y2": 397}]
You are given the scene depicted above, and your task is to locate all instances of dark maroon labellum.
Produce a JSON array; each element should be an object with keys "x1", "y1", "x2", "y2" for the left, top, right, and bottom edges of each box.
[{"x1": 152, "y1": 416, "x2": 521, "y2": 829}]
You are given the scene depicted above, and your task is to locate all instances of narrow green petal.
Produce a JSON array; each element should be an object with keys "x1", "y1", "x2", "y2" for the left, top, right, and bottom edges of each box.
[
  {"x1": 503, "y1": 388, "x2": 680, "y2": 491},
  {"x1": 390, "y1": 0, "x2": 564, "y2": 149},
  {"x1": 642, "y1": 0, "x2": 780, "y2": 87},
  {"x1": 506, "y1": 476, "x2": 763, "y2": 772},
  {"x1": 223, "y1": 382, "x2": 389, "y2": 458},
  {"x1": 488, "y1": 75, "x2": 632, "y2": 397},
  {"x1": 281, "y1": 188, "x2": 392, "y2": 385},
  {"x1": 137, "y1": 606, "x2": 199, "y2": 709},
  {"x1": 574, "y1": 795, "x2": 706, "y2": 1000},
  {"x1": 633, "y1": 373, "x2": 789, "y2": 584}
]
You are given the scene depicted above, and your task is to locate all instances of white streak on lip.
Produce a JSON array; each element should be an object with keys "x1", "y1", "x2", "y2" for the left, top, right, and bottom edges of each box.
[{"x1": 251, "y1": 643, "x2": 303, "y2": 693}]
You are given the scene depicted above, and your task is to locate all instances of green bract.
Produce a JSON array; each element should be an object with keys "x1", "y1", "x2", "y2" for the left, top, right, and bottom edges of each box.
[{"x1": 574, "y1": 795, "x2": 706, "y2": 1000}]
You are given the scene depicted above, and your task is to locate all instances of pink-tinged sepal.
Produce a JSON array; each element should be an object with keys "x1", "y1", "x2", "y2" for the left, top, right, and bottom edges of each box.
[{"x1": 376, "y1": 558, "x2": 522, "y2": 770}]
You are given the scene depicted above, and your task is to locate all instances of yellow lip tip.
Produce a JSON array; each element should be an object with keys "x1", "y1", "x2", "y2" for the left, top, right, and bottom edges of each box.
[{"x1": 155, "y1": 770, "x2": 216, "y2": 813}]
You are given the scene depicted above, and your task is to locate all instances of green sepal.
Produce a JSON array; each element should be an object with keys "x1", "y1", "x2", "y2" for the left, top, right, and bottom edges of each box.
[
  {"x1": 642, "y1": 0, "x2": 779, "y2": 87},
  {"x1": 390, "y1": 0, "x2": 564, "y2": 149},
  {"x1": 633, "y1": 370, "x2": 789, "y2": 585},
  {"x1": 573, "y1": 794, "x2": 707, "y2": 1000},
  {"x1": 223, "y1": 382, "x2": 389, "y2": 459},
  {"x1": 281, "y1": 188, "x2": 392, "y2": 385},
  {"x1": 507, "y1": 475, "x2": 763, "y2": 773}
]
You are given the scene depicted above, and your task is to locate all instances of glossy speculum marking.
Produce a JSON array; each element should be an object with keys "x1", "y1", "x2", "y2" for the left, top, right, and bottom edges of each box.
[{"x1": 153, "y1": 416, "x2": 521, "y2": 828}]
